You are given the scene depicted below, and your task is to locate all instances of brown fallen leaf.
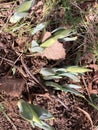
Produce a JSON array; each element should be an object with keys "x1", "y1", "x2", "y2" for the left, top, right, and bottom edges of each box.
[
  {"x1": 0, "y1": 78, "x2": 25, "y2": 97},
  {"x1": 42, "y1": 31, "x2": 51, "y2": 42},
  {"x1": 41, "y1": 41, "x2": 66, "y2": 60}
]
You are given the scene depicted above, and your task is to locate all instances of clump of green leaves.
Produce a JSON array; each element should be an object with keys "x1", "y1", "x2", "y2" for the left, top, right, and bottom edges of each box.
[
  {"x1": 29, "y1": 28, "x2": 77, "y2": 54},
  {"x1": 40, "y1": 66, "x2": 98, "y2": 111},
  {"x1": 40, "y1": 28, "x2": 77, "y2": 48},
  {"x1": 40, "y1": 66, "x2": 92, "y2": 96},
  {"x1": 10, "y1": 0, "x2": 35, "y2": 23},
  {"x1": 18, "y1": 99, "x2": 55, "y2": 130},
  {"x1": 40, "y1": 66, "x2": 92, "y2": 81}
]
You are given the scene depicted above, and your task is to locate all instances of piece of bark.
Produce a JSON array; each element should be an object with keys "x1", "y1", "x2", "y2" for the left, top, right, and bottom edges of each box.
[{"x1": 0, "y1": 78, "x2": 25, "y2": 97}]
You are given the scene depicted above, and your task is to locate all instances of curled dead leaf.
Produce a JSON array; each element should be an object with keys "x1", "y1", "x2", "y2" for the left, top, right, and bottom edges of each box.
[{"x1": 41, "y1": 41, "x2": 66, "y2": 60}]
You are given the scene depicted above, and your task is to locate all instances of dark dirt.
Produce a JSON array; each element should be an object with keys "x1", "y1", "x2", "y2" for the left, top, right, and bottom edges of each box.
[
  {"x1": 0, "y1": 0, "x2": 98, "y2": 130},
  {"x1": 1, "y1": 90, "x2": 98, "y2": 130}
]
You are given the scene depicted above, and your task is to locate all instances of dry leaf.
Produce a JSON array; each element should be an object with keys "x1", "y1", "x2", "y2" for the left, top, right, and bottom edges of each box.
[
  {"x1": 0, "y1": 78, "x2": 25, "y2": 97},
  {"x1": 42, "y1": 31, "x2": 51, "y2": 42},
  {"x1": 41, "y1": 41, "x2": 66, "y2": 60}
]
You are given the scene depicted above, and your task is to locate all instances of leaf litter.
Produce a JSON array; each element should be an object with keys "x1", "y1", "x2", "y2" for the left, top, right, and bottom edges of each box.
[{"x1": 0, "y1": 0, "x2": 98, "y2": 130}]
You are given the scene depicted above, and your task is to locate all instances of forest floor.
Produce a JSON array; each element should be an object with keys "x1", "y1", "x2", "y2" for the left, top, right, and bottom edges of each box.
[{"x1": 0, "y1": 0, "x2": 98, "y2": 130}]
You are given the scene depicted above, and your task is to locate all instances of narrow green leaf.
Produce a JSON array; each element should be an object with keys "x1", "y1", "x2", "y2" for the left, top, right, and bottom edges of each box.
[
  {"x1": 90, "y1": 94, "x2": 98, "y2": 104},
  {"x1": 40, "y1": 68, "x2": 56, "y2": 77},
  {"x1": 10, "y1": 12, "x2": 27, "y2": 23},
  {"x1": 40, "y1": 29, "x2": 74, "y2": 48},
  {"x1": 58, "y1": 72, "x2": 80, "y2": 82},
  {"x1": 66, "y1": 66, "x2": 92, "y2": 73},
  {"x1": 52, "y1": 29, "x2": 73, "y2": 37},
  {"x1": 43, "y1": 75, "x2": 62, "y2": 80},
  {"x1": 18, "y1": 100, "x2": 33, "y2": 120},
  {"x1": 34, "y1": 121, "x2": 55, "y2": 130},
  {"x1": 30, "y1": 105, "x2": 54, "y2": 120},
  {"x1": 40, "y1": 37, "x2": 56, "y2": 48},
  {"x1": 30, "y1": 40, "x2": 39, "y2": 47},
  {"x1": 31, "y1": 23, "x2": 46, "y2": 35},
  {"x1": 45, "y1": 82, "x2": 84, "y2": 98},
  {"x1": 84, "y1": 98, "x2": 98, "y2": 111},
  {"x1": 10, "y1": 0, "x2": 35, "y2": 23},
  {"x1": 18, "y1": 100, "x2": 41, "y2": 124},
  {"x1": 0, "y1": 103, "x2": 4, "y2": 112},
  {"x1": 30, "y1": 121, "x2": 35, "y2": 128},
  {"x1": 66, "y1": 84, "x2": 82, "y2": 89},
  {"x1": 18, "y1": 100, "x2": 55, "y2": 130},
  {"x1": 30, "y1": 46, "x2": 43, "y2": 53},
  {"x1": 29, "y1": 41, "x2": 43, "y2": 53},
  {"x1": 16, "y1": 0, "x2": 35, "y2": 13},
  {"x1": 51, "y1": 27, "x2": 65, "y2": 34},
  {"x1": 55, "y1": 68, "x2": 67, "y2": 72},
  {"x1": 62, "y1": 36, "x2": 77, "y2": 41}
]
